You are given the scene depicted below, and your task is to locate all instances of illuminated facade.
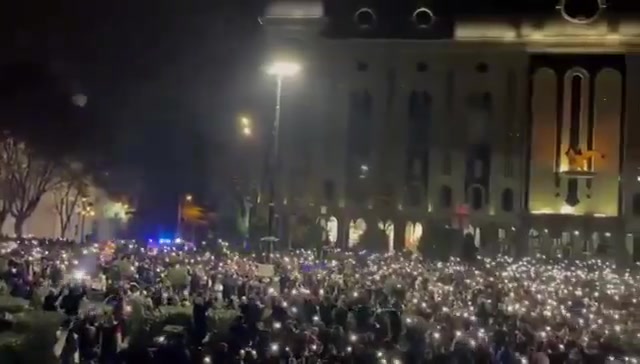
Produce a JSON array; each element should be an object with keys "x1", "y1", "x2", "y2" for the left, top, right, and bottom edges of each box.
[{"x1": 262, "y1": 0, "x2": 640, "y2": 263}]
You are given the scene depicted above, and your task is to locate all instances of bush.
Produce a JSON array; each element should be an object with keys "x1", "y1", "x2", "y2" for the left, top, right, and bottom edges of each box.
[
  {"x1": 122, "y1": 304, "x2": 238, "y2": 348},
  {"x1": 160, "y1": 305, "x2": 192, "y2": 327},
  {"x1": 1, "y1": 311, "x2": 64, "y2": 364},
  {"x1": 0, "y1": 302, "x2": 239, "y2": 363},
  {"x1": 12, "y1": 311, "x2": 63, "y2": 334},
  {"x1": 0, "y1": 281, "x2": 8, "y2": 296},
  {"x1": 0, "y1": 296, "x2": 29, "y2": 314},
  {"x1": 0, "y1": 333, "x2": 22, "y2": 364}
]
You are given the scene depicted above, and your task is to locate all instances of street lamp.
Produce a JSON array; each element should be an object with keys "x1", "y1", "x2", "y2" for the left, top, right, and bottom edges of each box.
[
  {"x1": 78, "y1": 197, "x2": 94, "y2": 244},
  {"x1": 177, "y1": 194, "x2": 193, "y2": 239},
  {"x1": 238, "y1": 116, "x2": 253, "y2": 137},
  {"x1": 264, "y1": 60, "x2": 300, "y2": 258}
]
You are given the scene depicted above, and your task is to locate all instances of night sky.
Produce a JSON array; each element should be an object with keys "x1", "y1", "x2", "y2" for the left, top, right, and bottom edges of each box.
[{"x1": 0, "y1": 1, "x2": 270, "y2": 236}]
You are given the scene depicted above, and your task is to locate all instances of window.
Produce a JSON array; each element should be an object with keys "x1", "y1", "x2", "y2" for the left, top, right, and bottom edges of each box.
[
  {"x1": 347, "y1": 90, "x2": 373, "y2": 205},
  {"x1": 442, "y1": 151, "x2": 452, "y2": 175},
  {"x1": 504, "y1": 157, "x2": 514, "y2": 178},
  {"x1": 568, "y1": 74, "x2": 583, "y2": 153},
  {"x1": 501, "y1": 188, "x2": 514, "y2": 212},
  {"x1": 407, "y1": 91, "x2": 432, "y2": 183},
  {"x1": 406, "y1": 184, "x2": 422, "y2": 207},
  {"x1": 466, "y1": 92, "x2": 492, "y2": 143},
  {"x1": 356, "y1": 61, "x2": 369, "y2": 72},
  {"x1": 475, "y1": 62, "x2": 488, "y2": 73},
  {"x1": 469, "y1": 186, "x2": 483, "y2": 210},
  {"x1": 440, "y1": 185, "x2": 452, "y2": 208},
  {"x1": 633, "y1": 193, "x2": 640, "y2": 216},
  {"x1": 347, "y1": 90, "x2": 372, "y2": 159},
  {"x1": 416, "y1": 62, "x2": 428, "y2": 72},
  {"x1": 323, "y1": 180, "x2": 336, "y2": 202},
  {"x1": 474, "y1": 159, "x2": 483, "y2": 179},
  {"x1": 562, "y1": 0, "x2": 602, "y2": 23}
]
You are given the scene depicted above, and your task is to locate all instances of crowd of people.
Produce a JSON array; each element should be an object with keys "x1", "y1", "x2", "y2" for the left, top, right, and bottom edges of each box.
[{"x1": 0, "y1": 238, "x2": 639, "y2": 364}]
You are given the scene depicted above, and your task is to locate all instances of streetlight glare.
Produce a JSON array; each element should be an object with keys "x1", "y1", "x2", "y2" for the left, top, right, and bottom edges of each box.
[
  {"x1": 242, "y1": 126, "x2": 252, "y2": 136},
  {"x1": 240, "y1": 116, "x2": 250, "y2": 126},
  {"x1": 267, "y1": 61, "x2": 301, "y2": 77},
  {"x1": 185, "y1": 194, "x2": 193, "y2": 202}
]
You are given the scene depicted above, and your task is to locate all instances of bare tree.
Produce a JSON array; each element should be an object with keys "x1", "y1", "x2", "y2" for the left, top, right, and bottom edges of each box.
[
  {"x1": 53, "y1": 163, "x2": 88, "y2": 237},
  {"x1": 0, "y1": 178, "x2": 12, "y2": 230},
  {"x1": 1, "y1": 137, "x2": 60, "y2": 236}
]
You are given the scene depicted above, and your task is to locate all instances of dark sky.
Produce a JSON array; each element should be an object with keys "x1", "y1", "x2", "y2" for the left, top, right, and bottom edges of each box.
[{"x1": 0, "y1": 0, "x2": 270, "y2": 236}]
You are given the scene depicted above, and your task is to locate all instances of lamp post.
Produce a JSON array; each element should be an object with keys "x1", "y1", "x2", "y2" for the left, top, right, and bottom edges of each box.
[
  {"x1": 78, "y1": 198, "x2": 95, "y2": 243},
  {"x1": 265, "y1": 61, "x2": 300, "y2": 259},
  {"x1": 176, "y1": 194, "x2": 193, "y2": 239}
]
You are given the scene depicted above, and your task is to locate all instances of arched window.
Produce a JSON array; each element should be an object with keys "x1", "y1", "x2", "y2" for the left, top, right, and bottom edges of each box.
[
  {"x1": 327, "y1": 216, "x2": 338, "y2": 244},
  {"x1": 633, "y1": 194, "x2": 640, "y2": 216},
  {"x1": 469, "y1": 186, "x2": 484, "y2": 210},
  {"x1": 348, "y1": 218, "x2": 367, "y2": 247},
  {"x1": 440, "y1": 185, "x2": 452, "y2": 208},
  {"x1": 501, "y1": 188, "x2": 514, "y2": 212}
]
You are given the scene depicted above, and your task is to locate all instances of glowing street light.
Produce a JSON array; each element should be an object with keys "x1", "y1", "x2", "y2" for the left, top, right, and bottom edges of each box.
[
  {"x1": 185, "y1": 194, "x2": 193, "y2": 202},
  {"x1": 239, "y1": 116, "x2": 252, "y2": 137},
  {"x1": 266, "y1": 61, "x2": 301, "y2": 77}
]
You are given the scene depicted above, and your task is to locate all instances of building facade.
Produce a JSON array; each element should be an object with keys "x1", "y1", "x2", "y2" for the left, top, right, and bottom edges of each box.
[
  {"x1": 0, "y1": 186, "x2": 128, "y2": 242},
  {"x1": 262, "y1": 0, "x2": 640, "y2": 263}
]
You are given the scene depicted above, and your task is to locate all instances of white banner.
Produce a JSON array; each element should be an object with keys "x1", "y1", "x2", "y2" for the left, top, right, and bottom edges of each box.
[{"x1": 256, "y1": 263, "x2": 274, "y2": 277}]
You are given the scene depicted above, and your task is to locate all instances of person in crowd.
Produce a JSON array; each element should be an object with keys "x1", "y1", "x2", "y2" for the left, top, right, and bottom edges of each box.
[{"x1": 0, "y1": 239, "x2": 637, "y2": 364}]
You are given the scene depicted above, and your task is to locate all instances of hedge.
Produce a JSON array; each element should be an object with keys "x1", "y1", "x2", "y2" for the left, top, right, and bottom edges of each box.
[{"x1": 0, "y1": 296, "x2": 29, "y2": 315}]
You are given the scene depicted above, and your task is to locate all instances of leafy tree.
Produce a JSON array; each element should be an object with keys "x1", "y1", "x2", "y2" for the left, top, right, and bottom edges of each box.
[
  {"x1": 52, "y1": 163, "x2": 89, "y2": 237},
  {"x1": 0, "y1": 137, "x2": 60, "y2": 236}
]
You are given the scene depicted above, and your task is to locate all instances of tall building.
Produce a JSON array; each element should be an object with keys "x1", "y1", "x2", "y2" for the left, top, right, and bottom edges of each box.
[{"x1": 262, "y1": 0, "x2": 640, "y2": 263}]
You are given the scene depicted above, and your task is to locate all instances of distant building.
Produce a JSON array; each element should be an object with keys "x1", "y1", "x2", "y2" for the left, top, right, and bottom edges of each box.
[
  {"x1": 262, "y1": 0, "x2": 640, "y2": 263},
  {"x1": 1, "y1": 185, "x2": 128, "y2": 241}
]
